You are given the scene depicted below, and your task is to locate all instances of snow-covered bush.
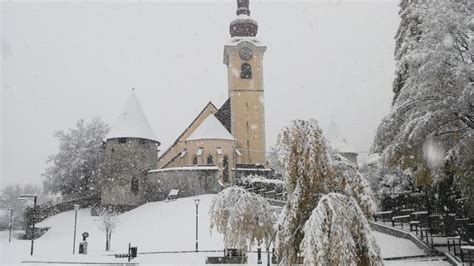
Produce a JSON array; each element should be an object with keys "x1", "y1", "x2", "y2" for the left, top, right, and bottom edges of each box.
[
  {"x1": 302, "y1": 193, "x2": 382, "y2": 266},
  {"x1": 209, "y1": 186, "x2": 276, "y2": 252}
]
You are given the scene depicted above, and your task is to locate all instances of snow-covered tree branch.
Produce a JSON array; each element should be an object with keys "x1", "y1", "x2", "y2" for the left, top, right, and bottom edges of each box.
[
  {"x1": 42, "y1": 118, "x2": 109, "y2": 198},
  {"x1": 209, "y1": 186, "x2": 276, "y2": 252},
  {"x1": 275, "y1": 119, "x2": 378, "y2": 264},
  {"x1": 302, "y1": 193, "x2": 382, "y2": 266}
]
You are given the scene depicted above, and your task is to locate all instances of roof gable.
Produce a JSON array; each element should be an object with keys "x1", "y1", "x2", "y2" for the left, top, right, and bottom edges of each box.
[
  {"x1": 187, "y1": 114, "x2": 234, "y2": 141},
  {"x1": 158, "y1": 102, "x2": 218, "y2": 162}
]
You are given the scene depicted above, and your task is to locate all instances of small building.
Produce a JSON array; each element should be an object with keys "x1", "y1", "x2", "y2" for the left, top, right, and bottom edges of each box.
[{"x1": 325, "y1": 121, "x2": 359, "y2": 165}]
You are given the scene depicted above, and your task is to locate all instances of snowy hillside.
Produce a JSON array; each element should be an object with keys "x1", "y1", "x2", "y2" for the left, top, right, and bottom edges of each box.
[{"x1": 0, "y1": 195, "x2": 446, "y2": 265}]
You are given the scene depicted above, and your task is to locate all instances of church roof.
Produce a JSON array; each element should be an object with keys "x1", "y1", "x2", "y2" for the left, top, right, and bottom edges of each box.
[
  {"x1": 106, "y1": 92, "x2": 159, "y2": 143},
  {"x1": 325, "y1": 121, "x2": 354, "y2": 153},
  {"x1": 187, "y1": 114, "x2": 234, "y2": 141},
  {"x1": 215, "y1": 98, "x2": 231, "y2": 133}
]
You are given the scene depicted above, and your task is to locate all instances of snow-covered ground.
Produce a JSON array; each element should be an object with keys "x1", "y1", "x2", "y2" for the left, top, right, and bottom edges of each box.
[{"x1": 0, "y1": 195, "x2": 449, "y2": 265}]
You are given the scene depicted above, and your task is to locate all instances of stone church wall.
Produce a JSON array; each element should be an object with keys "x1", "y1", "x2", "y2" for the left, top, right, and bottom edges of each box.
[{"x1": 146, "y1": 168, "x2": 222, "y2": 200}]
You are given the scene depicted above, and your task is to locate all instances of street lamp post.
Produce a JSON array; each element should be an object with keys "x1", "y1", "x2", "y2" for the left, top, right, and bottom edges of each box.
[
  {"x1": 194, "y1": 198, "x2": 200, "y2": 252},
  {"x1": 73, "y1": 204, "x2": 79, "y2": 254},
  {"x1": 18, "y1": 194, "x2": 37, "y2": 256}
]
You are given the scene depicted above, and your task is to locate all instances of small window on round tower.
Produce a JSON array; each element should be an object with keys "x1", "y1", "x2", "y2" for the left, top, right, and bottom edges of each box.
[
  {"x1": 118, "y1": 138, "x2": 127, "y2": 144},
  {"x1": 240, "y1": 63, "x2": 252, "y2": 79}
]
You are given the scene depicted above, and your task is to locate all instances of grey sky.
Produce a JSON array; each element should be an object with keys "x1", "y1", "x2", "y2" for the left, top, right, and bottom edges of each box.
[{"x1": 1, "y1": 0, "x2": 399, "y2": 188}]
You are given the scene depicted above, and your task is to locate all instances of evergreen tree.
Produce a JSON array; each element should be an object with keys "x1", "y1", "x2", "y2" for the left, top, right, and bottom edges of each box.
[
  {"x1": 393, "y1": 0, "x2": 424, "y2": 103},
  {"x1": 372, "y1": 0, "x2": 473, "y2": 198},
  {"x1": 43, "y1": 118, "x2": 109, "y2": 198}
]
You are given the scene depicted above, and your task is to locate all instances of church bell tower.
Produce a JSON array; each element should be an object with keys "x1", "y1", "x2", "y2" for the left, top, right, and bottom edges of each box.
[{"x1": 223, "y1": 0, "x2": 267, "y2": 166}]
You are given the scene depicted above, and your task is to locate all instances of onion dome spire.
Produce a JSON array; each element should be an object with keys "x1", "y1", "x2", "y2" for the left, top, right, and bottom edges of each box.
[{"x1": 230, "y1": 0, "x2": 258, "y2": 37}]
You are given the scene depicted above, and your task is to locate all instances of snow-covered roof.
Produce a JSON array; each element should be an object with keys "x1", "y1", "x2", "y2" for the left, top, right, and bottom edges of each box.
[
  {"x1": 148, "y1": 166, "x2": 219, "y2": 173},
  {"x1": 106, "y1": 92, "x2": 159, "y2": 143},
  {"x1": 225, "y1": 36, "x2": 263, "y2": 46},
  {"x1": 325, "y1": 121, "x2": 355, "y2": 153},
  {"x1": 186, "y1": 114, "x2": 234, "y2": 141}
]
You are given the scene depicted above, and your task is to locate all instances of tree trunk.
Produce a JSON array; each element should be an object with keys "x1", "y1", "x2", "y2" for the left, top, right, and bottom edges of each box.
[{"x1": 105, "y1": 229, "x2": 110, "y2": 251}]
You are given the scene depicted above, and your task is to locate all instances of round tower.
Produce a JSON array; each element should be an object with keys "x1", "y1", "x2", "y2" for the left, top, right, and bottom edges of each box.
[{"x1": 101, "y1": 92, "x2": 160, "y2": 208}]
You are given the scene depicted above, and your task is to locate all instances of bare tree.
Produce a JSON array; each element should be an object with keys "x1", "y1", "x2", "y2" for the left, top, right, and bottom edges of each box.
[{"x1": 98, "y1": 211, "x2": 117, "y2": 251}]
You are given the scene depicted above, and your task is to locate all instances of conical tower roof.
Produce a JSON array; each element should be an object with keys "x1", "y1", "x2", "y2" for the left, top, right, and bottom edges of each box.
[
  {"x1": 187, "y1": 114, "x2": 234, "y2": 141},
  {"x1": 106, "y1": 92, "x2": 159, "y2": 143}
]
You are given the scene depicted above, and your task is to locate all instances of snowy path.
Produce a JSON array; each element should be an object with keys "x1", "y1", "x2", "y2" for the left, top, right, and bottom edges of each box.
[
  {"x1": 373, "y1": 231, "x2": 425, "y2": 258},
  {"x1": 0, "y1": 195, "x2": 449, "y2": 265}
]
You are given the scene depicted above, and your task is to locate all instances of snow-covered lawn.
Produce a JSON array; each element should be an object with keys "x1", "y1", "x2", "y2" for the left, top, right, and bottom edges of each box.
[{"x1": 0, "y1": 194, "x2": 448, "y2": 265}]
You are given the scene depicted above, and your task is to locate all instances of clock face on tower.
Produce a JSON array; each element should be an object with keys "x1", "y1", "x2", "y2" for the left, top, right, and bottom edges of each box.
[{"x1": 239, "y1": 47, "x2": 253, "y2": 61}]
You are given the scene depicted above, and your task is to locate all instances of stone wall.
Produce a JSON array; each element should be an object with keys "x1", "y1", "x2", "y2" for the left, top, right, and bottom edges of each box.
[
  {"x1": 146, "y1": 167, "x2": 222, "y2": 200},
  {"x1": 101, "y1": 138, "x2": 159, "y2": 206}
]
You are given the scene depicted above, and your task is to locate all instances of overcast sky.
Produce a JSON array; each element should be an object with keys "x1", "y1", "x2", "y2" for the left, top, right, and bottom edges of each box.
[{"x1": 1, "y1": 0, "x2": 399, "y2": 188}]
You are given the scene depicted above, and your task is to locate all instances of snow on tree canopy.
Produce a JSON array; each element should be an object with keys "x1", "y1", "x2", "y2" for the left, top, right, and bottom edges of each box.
[
  {"x1": 209, "y1": 186, "x2": 276, "y2": 251},
  {"x1": 106, "y1": 92, "x2": 159, "y2": 143},
  {"x1": 302, "y1": 193, "x2": 382, "y2": 266},
  {"x1": 187, "y1": 114, "x2": 234, "y2": 141}
]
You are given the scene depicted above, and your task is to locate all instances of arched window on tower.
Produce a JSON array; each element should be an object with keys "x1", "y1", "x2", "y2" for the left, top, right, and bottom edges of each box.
[
  {"x1": 192, "y1": 155, "x2": 198, "y2": 165},
  {"x1": 207, "y1": 155, "x2": 214, "y2": 165},
  {"x1": 240, "y1": 63, "x2": 252, "y2": 79},
  {"x1": 131, "y1": 176, "x2": 139, "y2": 196}
]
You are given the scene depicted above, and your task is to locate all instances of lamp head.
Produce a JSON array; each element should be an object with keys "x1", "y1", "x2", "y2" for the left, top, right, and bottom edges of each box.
[{"x1": 194, "y1": 199, "x2": 200, "y2": 206}]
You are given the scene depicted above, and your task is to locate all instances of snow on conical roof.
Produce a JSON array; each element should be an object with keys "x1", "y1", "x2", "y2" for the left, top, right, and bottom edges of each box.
[
  {"x1": 106, "y1": 91, "x2": 159, "y2": 143},
  {"x1": 325, "y1": 120, "x2": 354, "y2": 153},
  {"x1": 187, "y1": 114, "x2": 234, "y2": 141}
]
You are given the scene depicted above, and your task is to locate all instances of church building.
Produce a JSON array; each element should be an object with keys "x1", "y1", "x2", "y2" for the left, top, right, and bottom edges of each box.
[{"x1": 100, "y1": 0, "x2": 271, "y2": 207}]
